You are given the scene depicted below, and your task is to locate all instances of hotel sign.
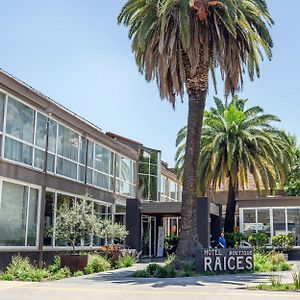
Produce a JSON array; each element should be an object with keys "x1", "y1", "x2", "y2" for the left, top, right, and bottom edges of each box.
[{"x1": 199, "y1": 248, "x2": 253, "y2": 273}]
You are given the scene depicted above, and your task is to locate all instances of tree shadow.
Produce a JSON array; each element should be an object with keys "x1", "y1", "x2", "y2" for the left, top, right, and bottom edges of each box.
[{"x1": 75, "y1": 268, "x2": 272, "y2": 289}]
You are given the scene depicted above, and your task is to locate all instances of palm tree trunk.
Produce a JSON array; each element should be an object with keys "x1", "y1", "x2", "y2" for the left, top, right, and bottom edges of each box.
[
  {"x1": 224, "y1": 176, "x2": 237, "y2": 233},
  {"x1": 175, "y1": 50, "x2": 209, "y2": 264}
]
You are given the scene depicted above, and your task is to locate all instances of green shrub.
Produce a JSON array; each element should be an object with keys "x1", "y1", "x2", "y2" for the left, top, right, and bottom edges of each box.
[
  {"x1": 154, "y1": 265, "x2": 175, "y2": 278},
  {"x1": 48, "y1": 256, "x2": 61, "y2": 274},
  {"x1": 164, "y1": 235, "x2": 180, "y2": 255},
  {"x1": 114, "y1": 255, "x2": 136, "y2": 269},
  {"x1": 2, "y1": 256, "x2": 49, "y2": 282},
  {"x1": 180, "y1": 263, "x2": 194, "y2": 277},
  {"x1": 280, "y1": 262, "x2": 292, "y2": 271},
  {"x1": 272, "y1": 234, "x2": 295, "y2": 251},
  {"x1": 73, "y1": 271, "x2": 84, "y2": 277},
  {"x1": 84, "y1": 255, "x2": 111, "y2": 274},
  {"x1": 248, "y1": 233, "x2": 269, "y2": 249},
  {"x1": 254, "y1": 251, "x2": 292, "y2": 272},
  {"x1": 146, "y1": 263, "x2": 160, "y2": 275},
  {"x1": 0, "y1": 273, "x2": 14, "y2": 281},
  {"x1": 225, "y1": 232, "x2": 247, "y2": 248},
  {"x1": 267, "y1": 251, "x2": 286, "y2": 264},
  {"x1": 48, "y1": 267, "x2": 71, "y2": 280},
  {"x1": 292, "y1": 267, "x2": 300, "y2": 290},
  {"x1": 132, "y1": 270, "x2": 150, "y2": 278}
]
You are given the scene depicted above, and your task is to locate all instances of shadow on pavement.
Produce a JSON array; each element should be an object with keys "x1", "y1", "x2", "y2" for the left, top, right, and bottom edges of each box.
[{"x1": 76, "y1": 268, "x2": 271, "y2": 288}]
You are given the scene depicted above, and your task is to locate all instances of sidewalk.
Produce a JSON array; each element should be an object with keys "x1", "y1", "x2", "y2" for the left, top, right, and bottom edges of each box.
[
  {"x1": 0, "y1": 261, "x2": 299, "y2": 300},
  {"x1": 57, "y1": 260, "x2": 300, "y2": 289}
]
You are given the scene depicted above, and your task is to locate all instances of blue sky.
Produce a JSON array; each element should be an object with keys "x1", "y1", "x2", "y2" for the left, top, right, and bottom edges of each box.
[{"x1": 0, "y1": 1, "x2": 299, "y2": 165}]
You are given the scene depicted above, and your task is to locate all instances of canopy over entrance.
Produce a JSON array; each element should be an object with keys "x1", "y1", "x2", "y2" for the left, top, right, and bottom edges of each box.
[{"x1": 125, "y1": 197, "x2": 222, "y2": 254}]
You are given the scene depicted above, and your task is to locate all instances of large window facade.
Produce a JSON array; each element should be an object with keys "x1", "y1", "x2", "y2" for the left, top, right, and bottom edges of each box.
[
  {"x1": 0, "y1": 90, "x2": 136, "y2": 197},
  {"x1": 43, "y1": 190, "x2": 113, "y2": 248},
  {"x1": 240, "y1": 207, "x2": 300, "y2": 245},
  {"x1": 0, "y1": 179, "x2": 40, "y2": 247},
  {"x1": 138, "y1": 148, "x2": 160, "y2": 201},
  {"x1": 160, "y1": 175, "x2": 182, "y2": 202}
]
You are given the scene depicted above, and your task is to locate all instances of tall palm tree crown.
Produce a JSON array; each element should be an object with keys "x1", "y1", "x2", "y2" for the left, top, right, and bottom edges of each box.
[
  {"x1": 176, "y1": 96, "x2": 294, "y2": 232},
  {"x1": 118, "y1": 0, "x2": 273, "y2": 103},
  {"x1": 118, "y1": 0, "x2": 274, "y2": 263}
]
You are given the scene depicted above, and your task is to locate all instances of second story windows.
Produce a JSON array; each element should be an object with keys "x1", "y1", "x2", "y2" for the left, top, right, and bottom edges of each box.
[
  {"x1": 138, "y1": 148, "x2": 160, "y2": 201},
  {"x1": 0, "y1": 91, "x2": 136, "y2": 198}
]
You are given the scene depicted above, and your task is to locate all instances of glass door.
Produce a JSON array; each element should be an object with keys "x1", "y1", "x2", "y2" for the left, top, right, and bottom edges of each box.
[{"x1": 141, "y1": 216, "x2": 156, "y2": 257}]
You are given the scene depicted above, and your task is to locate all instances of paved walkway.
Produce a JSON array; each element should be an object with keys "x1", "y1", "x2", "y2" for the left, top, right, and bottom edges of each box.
[{"x1": 0, "y1": 262, "x2": 299, "y2": 300}]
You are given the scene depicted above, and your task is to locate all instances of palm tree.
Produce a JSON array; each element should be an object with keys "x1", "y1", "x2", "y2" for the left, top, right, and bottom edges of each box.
[
  {"x1": 176, "y1": 96, "x2": 294, "y2": 232},
  {"x1": 118, "y1": 0, "x2": 273, "y2": 262}
]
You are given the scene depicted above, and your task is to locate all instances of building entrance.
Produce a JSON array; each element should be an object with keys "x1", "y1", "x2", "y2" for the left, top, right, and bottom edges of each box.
[{"x1": 141, "y1": 216, "x2": 156, "y2": 257}]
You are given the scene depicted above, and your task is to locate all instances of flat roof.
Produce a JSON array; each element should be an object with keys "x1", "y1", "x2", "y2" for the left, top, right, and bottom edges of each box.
[
  {"x1": 238, "y1": 196, "x2": 300, "y2": 208},
  {"x1": 140, "y1": 201, "x2": 220, "y2": 217}
]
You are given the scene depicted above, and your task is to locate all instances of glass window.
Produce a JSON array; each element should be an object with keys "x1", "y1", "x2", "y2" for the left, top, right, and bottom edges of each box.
[
  {"x1": 94, "y1": 171, "x2": 109, "y2": 189},
  {"x1": 273, "y1": 209, "x2": 287, "y2": 236},
  {"x1": 287, "y1": 209, "x2": 300, "y2": 246},
  {"x1": 47, "y1": 153, "x2": 55, "y2": 173},
  {"x1": 4, "y1": 137, "x2": 33, "y2": 165},
  {"x1": 0, "y1": 92, "x2": 5, "y2": 132},
  {"x1": 35, "y1": 113, "x2": 47, "y2": 149},
  {"x1": 6, "y1": 97, "x2": 35, "y2": 143},
  {"x1": 79, "y1": 137, "x2": 87, "y2": 165},
  {"x1": 34, "y1": 148, "x2": 45, "y2": 170},
  {"x1": 94, "y1": 144, "x2": 110, "y2": 174},
  {"x1": 257, "y1": 209, "x2": 271, "y2": 238},
  {"x1": 56, "y1": 194, "x2": 75, "y2": 246},
  {"x1": 44, "y1": 192, "x2": 55, "y2": 246},
  {"x1": 57, "y1": 124, "x2": 79, "y2": 161},
  {"x1": 138, "y1": 174, "x2": 149, "y2": 199},
  {"x1": 150, "y1": 176, "x2": 158, "y2": 201},
  {"x1": 138, "y1": 148, "x2": 159, "y2": 201},
  {"x1": 27, "y1": 188, "x2": 38, "y2": 246},
  {"x1": 56, "y1": 157, "x2": 77, "y2": 180},
  {"x1": 48, "y1": 119, "x2": 57, "y2": 153},
  {"x1": 121, "y1": 158, "x2": 132, "y2": 181},
  {"x1": 0, "y1": 182, "x2": 28, "y2": 246},
  {"x1": 87, "y1": 141, "x2": 94, "y2": 167},
  {"x1": 115, "y1": 205, "x2": 126, "y2": 214},
  {"x1": 169, "y1": 181, "x2": 176, "y2": 200},
  {"x1": 150, "y1": 164, "x2": 158, "y2": 176},
  {"x1": 78, "y1": 165, "x2": 85, "y2": 183},
  {"x1": 93, "y1": 202, "x2": 106, "y2": 246},
  {"x1": 110, "y1": 153, "x2": 114, "y2": 176},
  {"x1": 117, "y1": 181, "x2": 130, "y2": 196},
  {"x1": 115, "y1": 214, "x2": 125, "y2": 225},
  {"x1": 86, "y1": 168, "x2": 93, "y2": 184},
  {"x1": 243, "y1": 209, "x2": 256, "y2": 235}
]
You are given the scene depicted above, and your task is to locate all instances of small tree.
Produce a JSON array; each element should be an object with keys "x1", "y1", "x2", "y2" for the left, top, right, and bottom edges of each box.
[
  {"x1": 99, "y1": 219, "x2": 128, "y2": 243},
  {"x1": 54, "y1": 202, "x2": 101, "y2": 255}
]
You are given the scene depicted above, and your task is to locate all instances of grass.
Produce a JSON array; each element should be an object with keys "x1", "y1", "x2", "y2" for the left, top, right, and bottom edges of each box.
[
  {"x1": 250, "y1": 283, "x2": 298, "y2": 291},
  {"x1": 254, "y1": 251, "x2": 292, "y2": 272},
  {"x1": 248, "y1": 268, "x2": 300, "y2": 292}
]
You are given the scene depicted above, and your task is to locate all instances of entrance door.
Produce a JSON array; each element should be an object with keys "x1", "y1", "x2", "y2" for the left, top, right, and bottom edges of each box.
[{"x1": 141, "y1": 216, "x2": 156, "y2": 257}]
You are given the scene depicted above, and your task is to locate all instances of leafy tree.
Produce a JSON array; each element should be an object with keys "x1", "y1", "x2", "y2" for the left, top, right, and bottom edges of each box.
[
  {"x1": 55, "y1": 202, "x2": 101, "y2": 254},
  {"x1": 284, "y1": 135, "x2": 300, "y2": 196},
  {"x1": 118, "y1": 0, "x2": 273, "y2": 263},
  {"x1": 99, "y1": 219, "x2": 129, "y2": 243},
  {"x1": 54, "y1": 202, "x2": 128, "y2": 254},
  {"x1": 176, "y1": 97, "x2": 294, "y2": 232}
]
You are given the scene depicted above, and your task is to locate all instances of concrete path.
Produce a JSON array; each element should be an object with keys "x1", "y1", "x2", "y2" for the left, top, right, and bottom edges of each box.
[{"x1": 0, "y1": 262, "x2": 299, "y2": 300}]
